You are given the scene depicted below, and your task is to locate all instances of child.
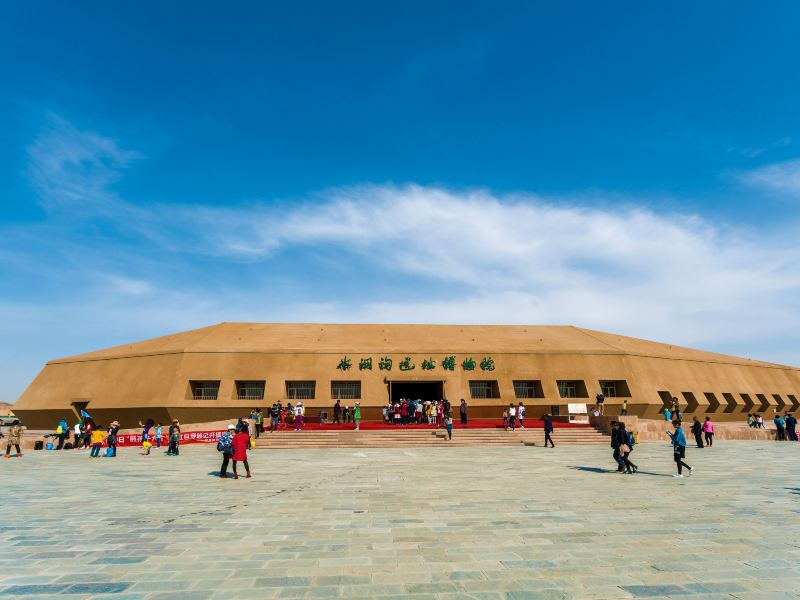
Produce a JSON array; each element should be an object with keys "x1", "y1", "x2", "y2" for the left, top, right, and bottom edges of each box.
[
  {"x1": 90, "y1": 426, "x2": 107, "y2": 457},
  {"x1": 142, "y1": 440, "x2": 152, "y2": 455},
  {"x1": 154, "y1": 423, "x2": 163, "y2": 448},
  {"x1": 231, "y1": 424, "x2": 252, "y2": 479},
  {"x1": 445, "y1": 415, "x2": 453, "y2": 440}
]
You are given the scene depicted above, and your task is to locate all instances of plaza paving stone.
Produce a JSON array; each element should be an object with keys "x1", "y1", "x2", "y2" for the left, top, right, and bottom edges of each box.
[{"x1": 1, "y1": 441, "x2": 799, "y2": 599}]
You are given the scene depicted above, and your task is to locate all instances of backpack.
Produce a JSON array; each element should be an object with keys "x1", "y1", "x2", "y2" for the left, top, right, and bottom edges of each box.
[
  {"x1": 217, "y1": 436, "x2": 232, "y2": 453},
  {"x1": 626, "y1": 431, "x2": 635, "y2": 447}
]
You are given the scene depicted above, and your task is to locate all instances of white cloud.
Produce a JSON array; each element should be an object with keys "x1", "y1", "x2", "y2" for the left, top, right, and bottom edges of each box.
[
  {"x1": 740, "y1": 158, "x2": 800, "y2": 196},
  {"x1": 5, "y1": 115, "x2": 800, "y2": 405}
]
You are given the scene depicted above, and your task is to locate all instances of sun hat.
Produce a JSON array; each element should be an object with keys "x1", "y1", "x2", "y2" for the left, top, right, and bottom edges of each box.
[{"x1": 227, "y1": 424, "x2": 236, "y2": 430}]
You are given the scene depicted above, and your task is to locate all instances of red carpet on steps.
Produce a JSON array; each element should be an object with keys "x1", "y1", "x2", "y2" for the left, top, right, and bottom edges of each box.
[{"x1": 274, "y1": 419, "x2": 590, "y2": 431}]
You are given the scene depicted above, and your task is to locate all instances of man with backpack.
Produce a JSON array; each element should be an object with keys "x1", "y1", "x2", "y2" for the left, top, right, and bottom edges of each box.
[
  {"x1": 55, "y1": 417, "x2": 69, "y2": 450},
  {"x1": 218, "y1": 424, "x2": 236, "y2": 478},
  {"x1": 618, "y1": 421, "x2": 638, "y2": 474}
]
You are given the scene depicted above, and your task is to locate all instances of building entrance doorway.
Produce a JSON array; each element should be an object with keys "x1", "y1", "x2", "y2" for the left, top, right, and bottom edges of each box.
[{"x1": 390, "y1": 381, "x2": 443, "y2": 403}]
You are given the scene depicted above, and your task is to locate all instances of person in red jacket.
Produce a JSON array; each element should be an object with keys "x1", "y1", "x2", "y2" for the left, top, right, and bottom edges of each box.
[{"x1": 231, "y1": 425, "x2": 252, "y2": 479}]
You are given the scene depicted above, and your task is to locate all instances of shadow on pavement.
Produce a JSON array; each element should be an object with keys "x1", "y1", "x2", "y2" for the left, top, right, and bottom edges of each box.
[{"x1": 568, "y1": 465, "x2": 673, "y2": 477}]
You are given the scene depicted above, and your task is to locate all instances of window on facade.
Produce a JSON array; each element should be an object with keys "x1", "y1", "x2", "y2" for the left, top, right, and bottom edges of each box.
[
  {"x1": 557, "y1": 380, "x2": 588, "y2": 398},
  {"x1": 286, "y1": 381, "x2": 316, "y2": 400},
  {"x1": 469, "y1": 380, "x2": 500, "y2": 399},
  {"x1": 191, "y1": 380, "x2": 220, "y2": 400},
  {"x1": 236, "y1": 380, "x2": 265, "y2": 401},
  {"x1": 513, "y1": 380, "x2": 544, "y2": 398},
  {"x1": 331, "y1": 381, "x2": 361, "y2": 400},
  {"x1": 599, "y1": 380, "x2": 631, "y2": 398}
]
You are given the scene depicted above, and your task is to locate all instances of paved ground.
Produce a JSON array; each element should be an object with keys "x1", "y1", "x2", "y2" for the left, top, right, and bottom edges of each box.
[{"x1": 1, "y1": 441, "x2": 799, "y2": 599}]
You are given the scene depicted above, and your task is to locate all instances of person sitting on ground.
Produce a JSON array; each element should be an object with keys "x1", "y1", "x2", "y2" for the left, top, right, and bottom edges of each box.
[
  {"x1": 90, "y1": 425, "x2": 107, "y2": 458},
  {"x1": 747, "y1": 414, "x2": 755, "y2": 428}
]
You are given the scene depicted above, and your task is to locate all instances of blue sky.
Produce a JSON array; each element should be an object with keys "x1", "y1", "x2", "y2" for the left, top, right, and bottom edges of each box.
[{"x1": 2, "y1": 1, "x2": 800, "y2": 402}]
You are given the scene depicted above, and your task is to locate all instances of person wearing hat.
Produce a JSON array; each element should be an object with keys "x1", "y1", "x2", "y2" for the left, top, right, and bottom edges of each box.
[
  {"x1": 353, "y1": 401, "x2": 362, "y2": 430},
  {"x1": 167, "y1": 419, "x2": 181, "y2": 455},
  {"x1": 294, "y1": 402, "x2": 305, "y2": 430},
  {"x1": 107, "y1": 421, "x2": 120, "y2": 457},
  {"x1": 219, "y1": 424, "x2": 236, "y2": 477}
]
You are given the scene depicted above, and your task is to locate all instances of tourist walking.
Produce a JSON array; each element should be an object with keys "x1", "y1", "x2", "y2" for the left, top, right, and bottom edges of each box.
[
  {"x1": 774, "y1": 414, "x2": 786, "y2": 441},
  {"x1": 333, "y1": 400, "x2": 342, "y2": 424},
  {"x1": 73, "y1": 421, "x2": 83, "y2": 449},
  {"x1": 294, "y1": 402, "x2": 305, "y2": 430},
  {"x1": 543, "y1": 413, "x2": 555, "y2": 448},
  {"x1": 107, "y1": 421, "x2": 120, "y2": 456},
  {"x1": 667, "y1": 420, "x2": 692, "y2": 478},
  {"x1": 445, "y1": 415, "x2": 453, "y2": 440},
  {"x1": 353, "y1": 401, "x2": 362, "y2": 430},
  {"x1": 785, "y1": 413, "x2": 797, "y2": 441},
  {"x1": 618, "y1": 422, "x2": 638, "y2": 474},
  {"x1": 218, "y1": 424, "x2": 235, "y2": 477},
  {"x1": 610, "y1": 421, "x2": 624, "y2": 472},
  {"x1": 231, "y1": 424, "x2": 252, "y2": 479},
  {"x1": 702, "y1": 417, "x2": 714, "y2": 446},
  {"x1": 167, "y1": 419, "x2": 181, "y2": 455},
  {"x1": 459, "y1": 399, "x2": 468, "y2": 425},
  {"x1": 508, "y1": 403, "x2": 516, "y2": 431},
  {"x1": 518, "y1": 402, "x2": 526, "y2": 429},
  {"x1": 691, "y1": 417, "x2": 704, "y2": 448},
  {"x1": 4, "y1": 420, "x2": 23, "y2": 458},
  {"x1": 154, "y1": 423, "x2": 163, "y2": 448},
  {"x1": 621, "y1": 399, "x2": 628, "y2": 416}
]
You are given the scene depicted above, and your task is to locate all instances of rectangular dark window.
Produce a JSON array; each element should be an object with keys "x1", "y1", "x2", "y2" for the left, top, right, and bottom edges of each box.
[
  {"x1": 557, "y1": 380, "x2": 588, "y2": 398},
  {"x1": 469, "y1": 380, "x2": 500, "y2": 399},
  {"x1": 331, "y1": 381, "x2": 361, "y2": 400},
  {"x1": 191, "y1": 380, "x2": 220, "y2": 400},
  {"x1": 286, "y1": 381, "x2": 316, "y2": 400},
  {"x1": 599, "y1": 380, "x2": 631, "y2": 398},
  {"x1": 513, "y1": 380, "x2": 544, "y2": 398},
  {"x1": 236, "y1": 380, "x2": 265, "y2": 401}
]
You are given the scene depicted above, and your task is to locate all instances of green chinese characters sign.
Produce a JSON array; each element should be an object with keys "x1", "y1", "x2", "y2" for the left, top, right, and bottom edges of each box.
[{"x1": 337, "y1": 354, "x2": 496, "y2": 371}]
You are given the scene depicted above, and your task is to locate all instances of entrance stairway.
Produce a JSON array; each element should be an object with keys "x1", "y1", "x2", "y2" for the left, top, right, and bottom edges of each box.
[{"x1": 253, "y1": 426, "x2": 609, "y2": 449}]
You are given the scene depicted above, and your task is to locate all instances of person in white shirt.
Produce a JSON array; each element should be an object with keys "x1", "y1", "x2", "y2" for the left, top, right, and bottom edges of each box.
[
  {"x1": 508, "y1": 404, "x2": 517, "y2": 431},
  {"x1": 517, "y1": 402, "x2": 526, "y2": 429},
  {"x1": 73, "y1": 422, "x2": 82, "y2": 449}
]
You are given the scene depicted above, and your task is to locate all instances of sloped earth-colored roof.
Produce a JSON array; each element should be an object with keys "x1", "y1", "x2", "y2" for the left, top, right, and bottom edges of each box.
[{"x1": 49, "y1": 323, "x2": 795, "y2": 370}]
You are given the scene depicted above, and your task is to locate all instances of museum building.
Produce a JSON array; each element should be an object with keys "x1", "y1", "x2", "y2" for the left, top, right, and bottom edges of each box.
[{"x1": 13, "y1": 323, "x2": 800, "y2": 428}]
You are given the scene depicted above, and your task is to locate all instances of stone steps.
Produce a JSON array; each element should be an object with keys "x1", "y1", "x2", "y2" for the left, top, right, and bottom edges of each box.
[{"x1": 253, "y1": 427, "x2": 608, "y2": 448}]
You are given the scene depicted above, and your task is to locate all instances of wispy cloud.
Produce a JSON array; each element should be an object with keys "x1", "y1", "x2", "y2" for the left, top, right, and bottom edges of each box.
[
  {"x1": 740, "y1": 157, "x2": 800, "y2": 196},
  {"x1": 4, "y1": 116, "x2": 800, "y2": 402}
]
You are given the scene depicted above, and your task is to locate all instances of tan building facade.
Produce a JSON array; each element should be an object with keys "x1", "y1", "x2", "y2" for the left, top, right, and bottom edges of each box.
[{"x1": 13, "y1": 323, "x2": 800, "y2": 428}]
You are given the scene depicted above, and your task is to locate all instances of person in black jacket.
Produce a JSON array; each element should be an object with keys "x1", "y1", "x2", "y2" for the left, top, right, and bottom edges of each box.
[
  {"x1": 543, "y1": 413, "x2": 555, "y2": 448},
  {"x1": 691, "y1": 417, "x2": 704, "y2": 448},
  {"x1": 618, "y1": 422, "x2": 637, "y2": 474},
  {"x1": 610, "y1": 421, "x2": 625, "y2": 472}
]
